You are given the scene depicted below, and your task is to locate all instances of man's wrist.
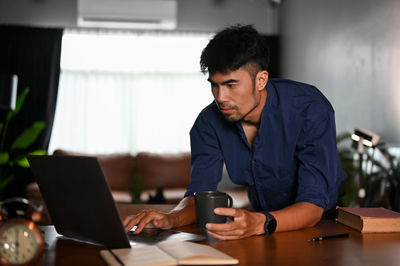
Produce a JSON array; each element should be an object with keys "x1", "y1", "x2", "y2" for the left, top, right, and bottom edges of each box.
[{"x1": 262, "y1": 211, "x2": 277, "y2": 235}]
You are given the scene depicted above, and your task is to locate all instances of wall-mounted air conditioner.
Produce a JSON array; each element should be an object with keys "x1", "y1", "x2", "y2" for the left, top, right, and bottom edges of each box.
[{"x1": 77, "y1": 0, "x2": 177, "y2": 30}]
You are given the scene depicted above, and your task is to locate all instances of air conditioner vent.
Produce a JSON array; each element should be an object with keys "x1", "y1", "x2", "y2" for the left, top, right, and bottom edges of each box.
[{"x1": 77, "y1": 0, "x2": 177, "y2": 30}]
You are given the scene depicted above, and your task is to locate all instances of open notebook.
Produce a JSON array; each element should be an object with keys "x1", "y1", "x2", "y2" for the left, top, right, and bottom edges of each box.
[{"x1": 100, "y1": 241, "x2": 239, "y2": 266}]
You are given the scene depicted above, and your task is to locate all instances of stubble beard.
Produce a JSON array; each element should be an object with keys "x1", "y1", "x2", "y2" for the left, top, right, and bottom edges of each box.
[
  {"x1": 219, "y1": 88, "x2": 259, "y2": 123},
  {"x1": 221, "y1": 107, "x2": 243, "y2": 122}
]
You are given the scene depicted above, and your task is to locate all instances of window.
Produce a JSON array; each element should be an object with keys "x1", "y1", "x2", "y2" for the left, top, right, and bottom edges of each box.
[{"x1": 49, "y1": 29, "x2": 214, "y2": 154}]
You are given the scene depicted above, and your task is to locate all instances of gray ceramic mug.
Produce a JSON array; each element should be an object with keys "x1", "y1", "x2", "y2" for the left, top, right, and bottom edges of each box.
[{"x1": 194, "y1": 191, "x2": 233, "y2": 229}]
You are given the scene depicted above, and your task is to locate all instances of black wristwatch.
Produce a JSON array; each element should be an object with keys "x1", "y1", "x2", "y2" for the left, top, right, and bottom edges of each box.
[{"x1": 262, "y1": 212, "x2": 277, "y2": 235}]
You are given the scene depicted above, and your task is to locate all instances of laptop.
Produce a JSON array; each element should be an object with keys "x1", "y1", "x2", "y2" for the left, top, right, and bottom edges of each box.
[{"x1": 27, "y1": 155, "x2": 204, "y2": 249}]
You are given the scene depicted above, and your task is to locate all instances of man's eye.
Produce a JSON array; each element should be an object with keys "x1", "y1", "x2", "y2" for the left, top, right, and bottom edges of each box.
[{"x1": 227, "y1": 83, "x2": 236, "y2": 88}]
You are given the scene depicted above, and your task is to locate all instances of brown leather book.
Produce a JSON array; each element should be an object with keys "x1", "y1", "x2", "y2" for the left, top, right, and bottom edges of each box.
[{"x1": 336, "y1": 207, "x2": 400, "y2": 233}]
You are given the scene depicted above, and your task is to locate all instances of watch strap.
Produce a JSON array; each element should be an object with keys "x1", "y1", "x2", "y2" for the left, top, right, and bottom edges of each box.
[{"x1": 262, "y1": 211, "x2": 277, "y2": 235}]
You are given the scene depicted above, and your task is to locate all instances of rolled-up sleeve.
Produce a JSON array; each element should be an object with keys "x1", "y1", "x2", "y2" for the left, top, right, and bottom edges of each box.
[
  {"x1": 295, "y1": 102, "x2": 340, "y2": 210},
  {"x1": 184, "y1": 112, "x2": 223, "y2": 197}
]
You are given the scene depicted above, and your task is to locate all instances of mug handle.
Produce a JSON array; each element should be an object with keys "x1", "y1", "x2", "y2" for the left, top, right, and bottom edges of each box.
[{"x1": 227, "y1": 194, "x2": 233, "y2": 208}]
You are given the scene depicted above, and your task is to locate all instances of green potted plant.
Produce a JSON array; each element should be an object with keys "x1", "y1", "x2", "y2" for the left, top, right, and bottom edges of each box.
[
  {"x1": 130, "y1": 174, "x2": 143, "y2": 204},
  {"x1": 337, "y1": 132, "x2": 359, "y2": 207},
  {"x1": 0, "y1": 87, "x2": 47, "y2": 199}
]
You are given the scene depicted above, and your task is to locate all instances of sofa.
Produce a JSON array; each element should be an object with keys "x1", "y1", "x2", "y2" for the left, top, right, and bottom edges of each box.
[{"x1": 26, "y1": 149, "x2": 249, "y2": 224}]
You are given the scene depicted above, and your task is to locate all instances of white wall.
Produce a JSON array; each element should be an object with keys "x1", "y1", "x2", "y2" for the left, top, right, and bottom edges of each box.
[
  {"x1": 177, "y1": 0, "x2": 278, "y2": 34},
  {"x1": 280, "y1": 0, "x2": 400, "y2": 144}
]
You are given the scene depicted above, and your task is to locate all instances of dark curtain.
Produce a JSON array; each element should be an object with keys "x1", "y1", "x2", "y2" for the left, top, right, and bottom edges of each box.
[
  {"x1": 0, "y1": 25, "x2": 63, "y2": 198},
  {"x1": 263, "y1": 35, "x2": 280, "y2": 78}
]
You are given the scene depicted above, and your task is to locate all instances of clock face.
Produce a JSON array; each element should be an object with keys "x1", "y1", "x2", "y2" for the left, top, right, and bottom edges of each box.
[{"x1": 0, "y1": 223, "x2": 39, "y2": 264}]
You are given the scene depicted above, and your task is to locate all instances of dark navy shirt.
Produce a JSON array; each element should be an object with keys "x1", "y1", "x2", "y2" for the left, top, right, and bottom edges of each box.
[{"x1": 185, "y1": 79, "x2": 345, "y2": 212}]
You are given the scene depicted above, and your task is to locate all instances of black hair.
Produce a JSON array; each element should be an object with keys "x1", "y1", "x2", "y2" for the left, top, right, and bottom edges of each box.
[{"x1": 200, "y1": 24, "x2": 270, "y2": 75}]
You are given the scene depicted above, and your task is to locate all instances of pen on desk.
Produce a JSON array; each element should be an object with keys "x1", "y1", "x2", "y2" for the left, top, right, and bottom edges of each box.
[{"x1": 308, "y1": 233, "x2": 349, "y2": 242}]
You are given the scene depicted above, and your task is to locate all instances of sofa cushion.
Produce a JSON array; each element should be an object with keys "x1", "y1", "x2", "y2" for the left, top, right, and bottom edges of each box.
[{"x1": 133, "y1": 152, "x2": 191, "y2": 190}]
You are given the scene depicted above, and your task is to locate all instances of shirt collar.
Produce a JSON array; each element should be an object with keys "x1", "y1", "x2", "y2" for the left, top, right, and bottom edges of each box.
[
  {"x1": 264, "y1": 79, "x2": 277, "y2": 111},
  {"x1": 234, "y1": 80, "x2": 277, "y2": 132}
]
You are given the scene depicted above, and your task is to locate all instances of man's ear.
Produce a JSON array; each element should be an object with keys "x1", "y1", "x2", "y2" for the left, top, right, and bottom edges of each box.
[{"x1": 256, "y1": 70, "x2": 268, "y2": 91}]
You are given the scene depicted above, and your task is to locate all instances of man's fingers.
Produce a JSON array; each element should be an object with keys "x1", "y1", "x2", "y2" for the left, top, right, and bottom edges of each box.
[
  {"x1": 123, "y1": 214, "x2": 135, "y2": 227},
  {"x1": 123, "y1": 211, "x2": 147, "y2": 231},
  {"x1": 205, "y1": 208, "x2": 265, "y2": 240},
  {"x1": 214, "y1": 207, "x2": 239, "y2": 217},
  {"x1": 208, "y1": 227, "x2": 244, "y2": 236},
  {"x1": 134, "y1": 211, "x2": 163, "y2": 234},
  {"x1": 123, "y1": 210, "x2": 169, "y2": 234},
  {"x1": 206, "y1": 208, "x2": 255, "y2": 240},
  {"x1": 206, "y1": 222, "x2": 236, "y2": 232},
  {"x1": 207, "y1": 230, "x2": 244, "y2": 240}
]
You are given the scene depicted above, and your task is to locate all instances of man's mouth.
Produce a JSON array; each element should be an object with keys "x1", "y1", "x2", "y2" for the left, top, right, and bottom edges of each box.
[
  {"x1": 220, "y1": 107, "x2": 234, "y2": 114},
  {"x1": 217, "y1": 102, "x2": 237, "y2": 115}
]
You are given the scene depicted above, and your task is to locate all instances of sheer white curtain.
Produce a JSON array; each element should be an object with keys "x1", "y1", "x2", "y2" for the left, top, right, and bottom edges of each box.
[{"x1": 49, "y1": 30, "x2": 213, "y2": 154}]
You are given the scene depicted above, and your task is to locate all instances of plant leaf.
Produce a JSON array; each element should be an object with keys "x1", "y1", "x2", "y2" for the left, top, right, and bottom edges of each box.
[
  {"x1": 0, "y1": 152, "x2": 9, "y2": 165},
  {"x1": 0, "y1": 175, "x2": 13, "y2": 193},
  {"x1": 6, "y1": 87, "x2": 30, "y2": 121},
  {"x1": 0, "y1": 123, "x2": 3, "y2": 136},
  {"x1": 337, "y1": 132, "x2": 351, "y2": 144},
  {"x1": 14, "y1": 149, "x2": 47, "y2": 168},
  {"x1": 29, "y1": 149, "x2": 48, "y2": 156},
  {"x1": 11, "y1": 121, "x2": 46, "y2": 150}
]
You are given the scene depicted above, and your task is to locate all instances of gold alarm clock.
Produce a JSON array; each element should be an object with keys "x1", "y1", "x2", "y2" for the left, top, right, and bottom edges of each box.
[{"x1": 0, "y1": 197, "x2": 45, "y2": 265}]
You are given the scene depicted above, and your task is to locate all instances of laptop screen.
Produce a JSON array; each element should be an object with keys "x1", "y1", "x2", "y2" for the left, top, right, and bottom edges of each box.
[{"x1": 28, "y1": 155, "x2": 130, "y2": 248}]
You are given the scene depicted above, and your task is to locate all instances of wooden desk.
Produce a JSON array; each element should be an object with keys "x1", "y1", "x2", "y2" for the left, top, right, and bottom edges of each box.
[{"x1": 36, "y1": 204, "x2": 400, "y2": 265}]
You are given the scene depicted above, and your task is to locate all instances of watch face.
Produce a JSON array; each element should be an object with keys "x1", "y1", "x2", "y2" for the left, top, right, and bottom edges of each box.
[
  {"x1": 267, "y1": 215, "x2": 277, "y2": 234},
  {"x1": 0, "y1": 223, "x2": 39, "y2": 264},
  {"x1": 265, "y1": 213, "x2": 277, "y2": 235}
]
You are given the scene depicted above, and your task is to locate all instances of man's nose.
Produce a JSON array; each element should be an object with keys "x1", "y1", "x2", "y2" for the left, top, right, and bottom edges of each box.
[{"x1": 214, "y1": 86, "x2": 228, "y2": 102}]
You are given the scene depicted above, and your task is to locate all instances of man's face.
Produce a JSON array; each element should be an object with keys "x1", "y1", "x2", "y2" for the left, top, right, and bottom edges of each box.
[{"x1": 208, "y1": 68, "x2": 262, "y2": 123}]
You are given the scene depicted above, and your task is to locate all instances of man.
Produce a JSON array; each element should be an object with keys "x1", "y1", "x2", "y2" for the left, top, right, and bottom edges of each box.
[{"x1": 124, "y1": 25, "x2": 345, "y2": 240}]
